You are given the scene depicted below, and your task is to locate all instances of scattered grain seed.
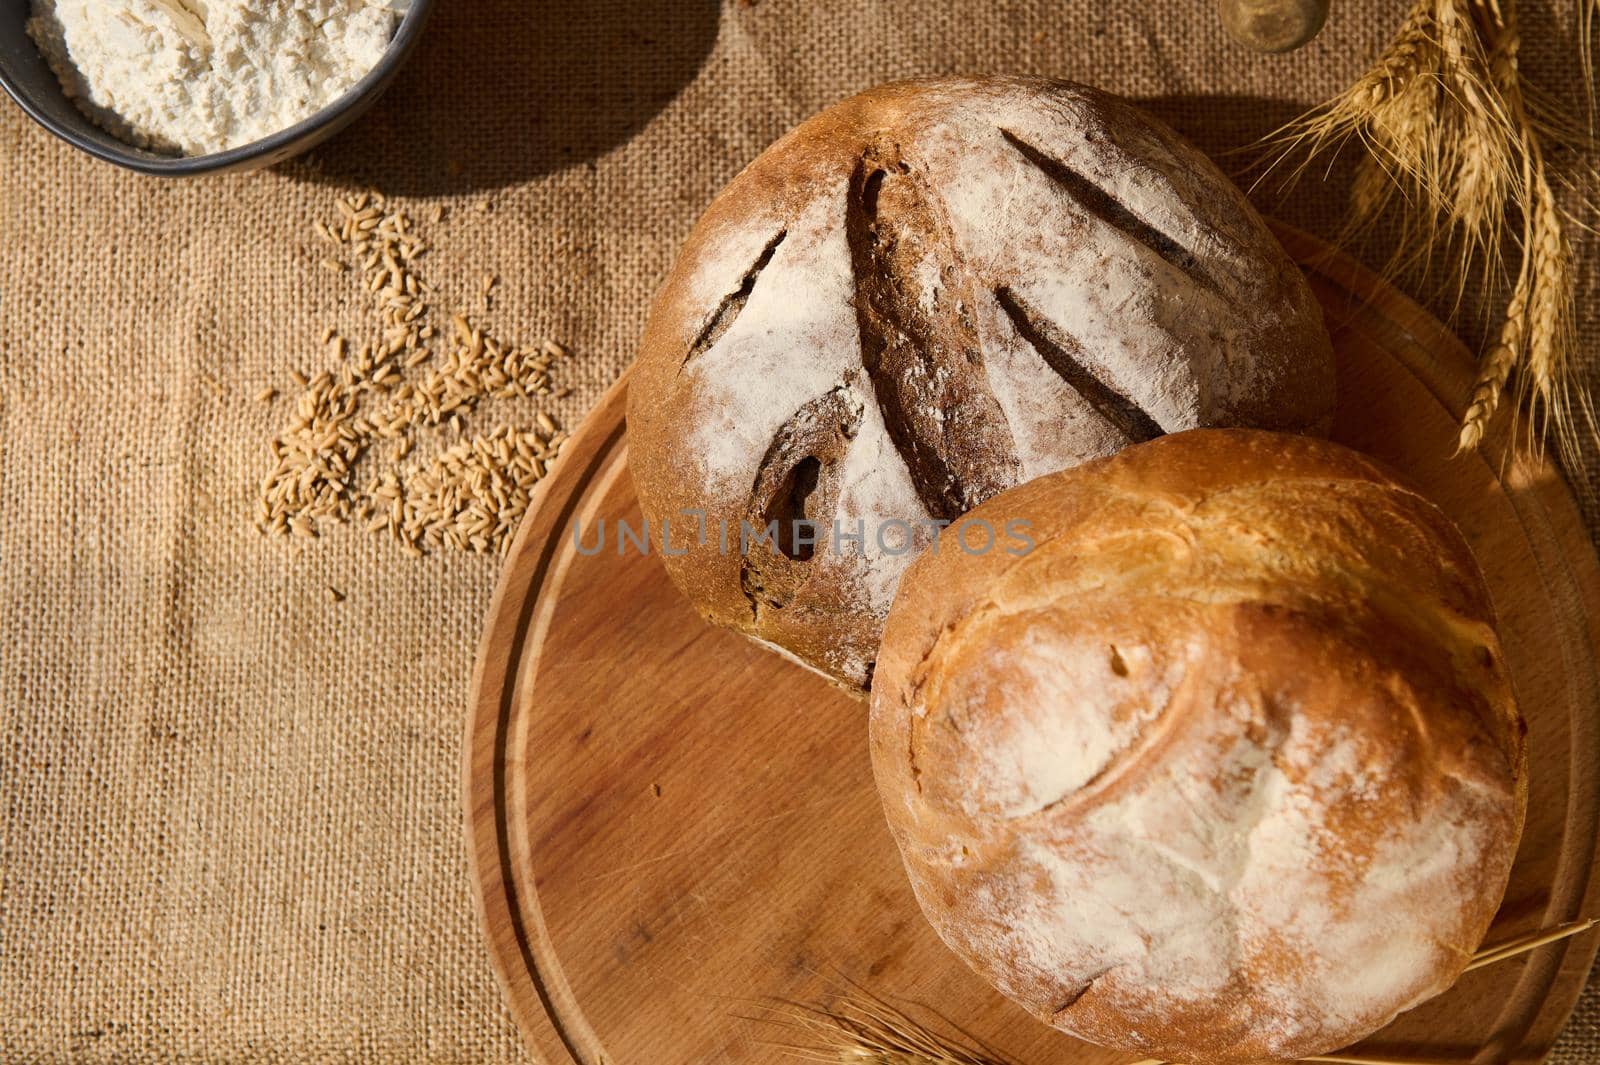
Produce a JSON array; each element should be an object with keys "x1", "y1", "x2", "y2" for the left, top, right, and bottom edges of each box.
[{"x1": 263, "y1": 191, "x2": 571, "y2": 557}]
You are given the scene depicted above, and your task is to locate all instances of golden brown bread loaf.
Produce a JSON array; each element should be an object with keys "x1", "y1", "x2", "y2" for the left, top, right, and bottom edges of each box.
[
  {"x1": 869, "y1": 429, "x2": 1527, "y2": 1065},
  {"x1": 627, "y1": 76, "x2": 1335, "y2": 692}
]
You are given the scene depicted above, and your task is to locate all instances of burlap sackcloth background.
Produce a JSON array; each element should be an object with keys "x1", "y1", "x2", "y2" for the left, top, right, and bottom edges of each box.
[{"x1": 1, "y1": 0, "x2": 1597, "y2": 1061}]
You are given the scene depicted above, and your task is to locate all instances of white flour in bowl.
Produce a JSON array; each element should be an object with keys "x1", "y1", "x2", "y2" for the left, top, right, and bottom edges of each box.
[{"x1": 27, "y1": 1, "x2": 408, "y2": 156}]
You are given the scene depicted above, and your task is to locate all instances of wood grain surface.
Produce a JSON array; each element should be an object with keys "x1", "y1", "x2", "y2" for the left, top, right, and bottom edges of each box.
[{"x1": 464, "y1": 227, "x2": 1600, "y2": 1065}]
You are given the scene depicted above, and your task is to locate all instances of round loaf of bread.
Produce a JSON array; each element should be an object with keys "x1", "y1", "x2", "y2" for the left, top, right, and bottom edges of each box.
[
  {"x1": 627, "y1": 76, "x2": 1335, "y2": 691},
  {"x1": 869, "y1": 430, "x2": 1527, "y2": 1064}
]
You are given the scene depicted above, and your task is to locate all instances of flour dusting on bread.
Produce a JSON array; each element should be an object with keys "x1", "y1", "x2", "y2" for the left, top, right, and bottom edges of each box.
[
  {"x1": 629, "y1": 77, "x2": 1336, "y2": 691},
  {"x1": 870, "y1": 431, "x2": 1526, "y2": 1063}
]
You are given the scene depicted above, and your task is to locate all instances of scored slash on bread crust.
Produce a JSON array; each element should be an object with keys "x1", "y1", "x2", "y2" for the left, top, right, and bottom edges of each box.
[
  {"x1": 994, "y1": 286, "x2": 1167, "y2": 444},
  {"x1": 998, "y1": 127, "x2": 1215, "y2": 291},
  {"x1": 627, "y1": 76, "x2": 1338, "y2": 691},
  {"x1": 680, "y1": 230, "x2": 788, "y2": 373},
  {"x1": 868, "y1": 429, "x2": 1528, "y2": 1064},
  {"x1": 846, "y1": 136, "x2": 1023, "y2": 520},
  {"x1": 741, "y1": 384, "x2": 864, "y2": 616}
]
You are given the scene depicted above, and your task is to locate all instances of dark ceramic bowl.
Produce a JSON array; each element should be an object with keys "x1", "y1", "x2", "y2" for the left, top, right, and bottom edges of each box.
[{"x1": 0, "y1": 0, "x2": 433, "y2": 176}]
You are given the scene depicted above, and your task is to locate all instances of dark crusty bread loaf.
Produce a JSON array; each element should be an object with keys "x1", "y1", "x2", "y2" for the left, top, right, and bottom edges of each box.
[
  {"x1": 869, "y1": 429, "x2": 1527, "y2": 1064},
  {"x1": 628, "y1": 76, "x2": 1336, "y2": 691}
]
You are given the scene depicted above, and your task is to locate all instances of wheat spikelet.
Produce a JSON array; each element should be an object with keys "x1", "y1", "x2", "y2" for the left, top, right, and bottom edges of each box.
[
  {"x1": 1452, "y1": 116, "x2": 1509, "y2": 220},
  {"x1": 1523, "y1": 167, "x2": 1571, "y2": 384},
  {"x1": 1374, "y1": 1, "x2": 1512, "y2": 269},
  {"x1": 758, "y1": 918, "x2": 1600, "y2": 1065},
  {"x1": 1256, "y1": 0, "x2": 1438, "y2": 176},
  {"x1": 1350, "y1": 1, "x2": 1440, "y2": 112},
  {"x1": 1517, "y1": 160, "x2": 1585, "y2": 464},
  {"x1": 757, "y1": 914, "x2": 1597, "y2": 1064},
  {"x1": 1581, "y1": 0, "x2": 1598, "y2": 131},
  {"x1": 1457, "y1": 270, "x2": 1528, "y2": 451},
  {"x1": 1450, "y1": 106, "x2": 1518, "y2": 272},
  {"x1": 1436, "y1": 0, "x2": 1512, "y2": 124},
  {"x1": 1445, "y1": 1, "x2": 1590, "y2": 461},
  {"x1": 1268, "y1": 0, "x2": 1515, "y2": 285},
  {"x1": 1262, "y1": 0, "x2": 1590, "y2": 463},
  {"x1": 1370, "y1": 74, "x2": 1442, "y2": 185},
  {"x1": 1482, "y1": 0, "x2": 1520, "y2": 94},
  {"x1": 755, "y1": 991, "x2": 1008, "y2": 1065},
  {"x1": 1451, "y1": 122, "x2": 1495, "y2": 233}
]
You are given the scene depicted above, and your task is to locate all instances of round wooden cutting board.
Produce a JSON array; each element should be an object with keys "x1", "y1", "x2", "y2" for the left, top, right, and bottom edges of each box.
[{"x1": 465, "y1": 228, "x2": 1600, "y2": 1065}]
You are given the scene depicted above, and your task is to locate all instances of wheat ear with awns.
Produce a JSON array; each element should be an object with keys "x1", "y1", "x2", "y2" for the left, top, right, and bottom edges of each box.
[
  {"x1": 1259, "y1": 0, "x2": 1595, "y2": 467},
  {"x1": 767, "y1": 919, "x2": 1597, "y2": 1065}
]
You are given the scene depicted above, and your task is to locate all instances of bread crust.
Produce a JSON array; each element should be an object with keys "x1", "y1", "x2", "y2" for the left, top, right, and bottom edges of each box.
[
  {"x1": 869, "y1": 429, "x2": 1528, "y2": 1064},
  {"x1": 628, "y1": 76, "x2": 1337, "y2": 690}
]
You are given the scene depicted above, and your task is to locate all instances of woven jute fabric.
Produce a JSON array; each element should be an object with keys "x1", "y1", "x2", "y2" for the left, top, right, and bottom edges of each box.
[{"x1": 0, "y1": 1, "x2": 1595, "y2": 1061}]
